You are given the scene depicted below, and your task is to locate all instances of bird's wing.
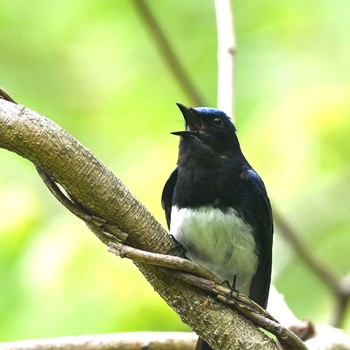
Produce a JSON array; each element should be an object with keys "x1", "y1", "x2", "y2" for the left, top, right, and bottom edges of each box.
[
  {"x1": 241, "y1": 168, "x2": 273, "y2": 308},
  {"x1": 161, "y1": 167, "x2": 178, "y2": 229}
]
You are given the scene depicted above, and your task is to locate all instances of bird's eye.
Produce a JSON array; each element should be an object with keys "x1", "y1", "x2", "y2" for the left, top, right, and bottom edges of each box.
[{"x1": 212, "y1": 117, "x2": 224, "y2": 128}]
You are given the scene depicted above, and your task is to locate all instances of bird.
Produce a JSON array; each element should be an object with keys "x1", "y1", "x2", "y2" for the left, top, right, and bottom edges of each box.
[{"x1": 161, "y1": 103, "x2": 273, "y2": 350}]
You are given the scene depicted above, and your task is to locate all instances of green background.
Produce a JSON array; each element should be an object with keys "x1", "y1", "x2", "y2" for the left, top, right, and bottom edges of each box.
[{"x1": 0, "y1": 0, "x2": 349, "y2": 341}]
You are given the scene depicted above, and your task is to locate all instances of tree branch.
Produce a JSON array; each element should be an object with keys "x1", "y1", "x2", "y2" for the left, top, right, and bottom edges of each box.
[
  {"x1": 0, "y1": 332, "x2": 197, "y2": 350},
  {"x1": 0, "y1": 98, "x2": 277, "y2": 350}
]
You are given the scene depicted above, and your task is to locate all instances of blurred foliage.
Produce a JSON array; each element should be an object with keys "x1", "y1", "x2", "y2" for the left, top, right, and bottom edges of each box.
[{"x1": 0, "y1": 0, "x2": 349, "y2": 342}]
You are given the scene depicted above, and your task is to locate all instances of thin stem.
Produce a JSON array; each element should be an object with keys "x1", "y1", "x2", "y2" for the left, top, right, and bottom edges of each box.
[
  {"x1": 274, "y1": 208, "x2": 340, "y2": 295},
  {"x1": 0, "y1": 87, "x2": 17, "y2": 103},
  {"x1": 215, "y1": 0, "x2": 236, "y2": 118},
  {"x1": 218, "y1": 294, "x2": 308, "y2": 350},
  {"x1": 37, "y1": 169, "x2": 129, "y2": 244},
  {"x1": 332, "y1": 273, "x2": 350, "y2": 327},
  {"x1": 132, "y1": 0, "x2": 204, "y2": 106},
  {"x1": 109, "y1": 241, "x2": 221, "y2": 283},
  {"x1": 108, "y1": 238, "x2": 305, "y2": 349}
]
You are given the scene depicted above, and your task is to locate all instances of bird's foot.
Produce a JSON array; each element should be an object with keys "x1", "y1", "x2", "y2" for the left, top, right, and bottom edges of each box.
[
  {"x1": 224, "y1": 274, "x2": 240, "y2": 302},
  {"x1": 165, "y1": 235, "x2": 186, "y2": 256}
]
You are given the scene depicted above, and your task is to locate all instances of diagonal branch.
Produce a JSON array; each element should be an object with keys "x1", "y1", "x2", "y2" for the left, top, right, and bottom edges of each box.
[
  {"x1": 274, "y1": 210, "x2": 339, "y2": 293},
  {"x1": 132, "y1": 0, "x2": 205, "y2": 106},
  {"x1": 274, "y1": 209, "x2": 350, "y2": 328},
  {"x1": 0, "y1": 98, "x2": 277, "y2": 350}
]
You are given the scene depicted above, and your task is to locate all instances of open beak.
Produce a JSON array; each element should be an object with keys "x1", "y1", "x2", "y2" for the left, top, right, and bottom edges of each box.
[{"x1": 171, "y1": 103, "x2": 202, "y2": 136}]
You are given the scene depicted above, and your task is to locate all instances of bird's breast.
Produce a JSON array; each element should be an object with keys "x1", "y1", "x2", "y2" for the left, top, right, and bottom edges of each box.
[{"x1": 170, "y1": 205, "x2": 259, "y2": 295}]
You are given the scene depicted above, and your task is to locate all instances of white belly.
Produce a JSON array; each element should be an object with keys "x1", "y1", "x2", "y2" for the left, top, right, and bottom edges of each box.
[{"x1": 170, "y1": 205, "x2": 258, "y2": 295}]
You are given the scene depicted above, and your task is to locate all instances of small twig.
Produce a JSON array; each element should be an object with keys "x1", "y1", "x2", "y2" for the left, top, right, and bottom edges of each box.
[
  {"x1": 171, "y1": 269, "x2": 273, "y2": 319},
  {"x1": 132, "y1": 0, "x2": 205, "y2": 106},
  {"x1": 109, "y1": 239, "x2": 307, "y2": 350},
  {"x1": 170, "y1": 269, "x2": 304, "y2": 349},
  {"x1": 37, "y1": 170, "x2": 129, "y2": 244},
  {"x1": 168, "y1": 270, "x2": 307, "y2": 350},
  {"x1": 0, "y1": 87, "x2": 17, "y2": 103},
  {"x1": 331, "y1": 273, "x2": 350, "y2": 327},
  {"x1": 108, "y1": 241, "x2": 221, "y2": 283},
  {"x1": 219, "y1": 294, "x2": 307, "y2": 350},
  {"x1": 110, "y1": 240, "x2": 275, "y2": 321},
  {"x1": 37, "y1": 169, "x2": 94, "y2": 222}
]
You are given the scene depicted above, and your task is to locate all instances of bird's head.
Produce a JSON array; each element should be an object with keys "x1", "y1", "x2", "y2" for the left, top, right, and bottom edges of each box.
[{"x1": 172, "y1": 103, "x2": 240, "y2": 155}]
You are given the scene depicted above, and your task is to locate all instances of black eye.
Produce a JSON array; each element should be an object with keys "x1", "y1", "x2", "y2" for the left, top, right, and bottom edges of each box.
[{"x1": 212, "y1": 117, "x2": 224, "y2": 127}]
